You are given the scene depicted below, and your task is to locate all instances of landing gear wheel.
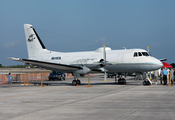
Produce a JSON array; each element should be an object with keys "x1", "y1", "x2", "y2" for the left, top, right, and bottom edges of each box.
[
  {"x1": 143, "y1": 81, "x2": 146, "y2": 86},
  {"x1": 77, "y1": 79, "x2": 81, "y2": 85},
  {"x1": 118, "y1": 78, "x2": 126, "y2": 84},
  {"x1": 143, "y1": 81, "x2": 150, "y2": 86},
  {"x1": 72, "y1": 80, "x2": 77, "y2": 86}
]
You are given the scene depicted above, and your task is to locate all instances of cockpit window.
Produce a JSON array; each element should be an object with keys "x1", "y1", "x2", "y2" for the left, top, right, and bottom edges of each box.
[
  {"x1": 138, "y1": 52, "x2": 142, "y2": 56},
  {"x1": 134, "y1": 52, "x2": 150, "y2": 57},
  {"x1": 142, "y1": 52, "x2": 149, "y2": 56},
  {"x1": 133, "y1": 52, "x2": 138, "y2": 57}
]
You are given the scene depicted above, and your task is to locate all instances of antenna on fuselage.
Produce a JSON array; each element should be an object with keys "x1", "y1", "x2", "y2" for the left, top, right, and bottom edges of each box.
[{"x1": 147, "y1": 46, "x2": 150, "y2": 53}]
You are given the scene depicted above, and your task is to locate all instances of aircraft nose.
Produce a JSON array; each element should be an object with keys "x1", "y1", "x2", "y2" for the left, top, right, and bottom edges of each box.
[{"x1": 152, "y1": 57, "x2": 163, "y2": 70}]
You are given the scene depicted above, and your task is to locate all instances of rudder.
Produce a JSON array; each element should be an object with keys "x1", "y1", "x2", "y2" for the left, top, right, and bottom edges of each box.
[{"x1": 24, "y1": 24, "x2": 47, "y2": 59}]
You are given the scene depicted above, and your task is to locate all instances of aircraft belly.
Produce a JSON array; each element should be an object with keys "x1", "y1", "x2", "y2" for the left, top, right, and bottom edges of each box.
[
  {"x1": 105, "y1": 64, "x2": 138, "y2": 73},
  {"x1": 105, "y1": 64, "x2": 158, "y2": 73}
]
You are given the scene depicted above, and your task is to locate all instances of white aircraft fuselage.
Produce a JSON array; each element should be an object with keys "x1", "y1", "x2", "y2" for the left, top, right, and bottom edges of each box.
[{"x1": 32, "y1": 48, "x2": 162, "y2": 73}]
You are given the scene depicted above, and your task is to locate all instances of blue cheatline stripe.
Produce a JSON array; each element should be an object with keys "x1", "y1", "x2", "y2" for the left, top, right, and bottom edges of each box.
[{"x1": 111, "y1": 62, "x2": 162, "y2": 65}]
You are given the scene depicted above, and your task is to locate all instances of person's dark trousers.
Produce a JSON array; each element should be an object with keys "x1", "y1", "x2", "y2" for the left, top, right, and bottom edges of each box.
[{"x1": 163, "y1": 75, "x2": 167, "y2": 85}]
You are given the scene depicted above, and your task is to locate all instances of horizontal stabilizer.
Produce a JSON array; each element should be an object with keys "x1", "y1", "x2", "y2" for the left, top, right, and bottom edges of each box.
[{"x1": 8, "y1": 57, "x2": 20, "y2": 61}]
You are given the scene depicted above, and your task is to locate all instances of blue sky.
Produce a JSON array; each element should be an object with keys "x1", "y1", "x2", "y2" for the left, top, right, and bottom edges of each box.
[{"x1": 0, "y1": 0, "x2": 175, "y2": 66}]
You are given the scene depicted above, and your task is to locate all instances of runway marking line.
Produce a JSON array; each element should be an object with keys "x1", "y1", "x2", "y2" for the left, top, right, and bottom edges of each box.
[{"x1": 0, "y1": 86, "x2": 81, "y2": 100}]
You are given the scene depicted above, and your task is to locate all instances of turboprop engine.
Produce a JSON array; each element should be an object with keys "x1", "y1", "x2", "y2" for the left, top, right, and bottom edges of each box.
[{"x1": 72, "y1": 65, "x2": 91, "y2": 76}]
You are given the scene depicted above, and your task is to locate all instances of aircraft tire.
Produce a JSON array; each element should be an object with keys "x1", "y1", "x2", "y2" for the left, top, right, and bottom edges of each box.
[
  {"x1": 72, "y1": 80, "x2": 77, "y2": 86},
  {"x1": 143, "y1": 81, "x2": 150, "y2": 86},
  {"x1": 143, "y1": 81, "x2": 146, "y2": 86},
  {"x1": 77, "y1": 79, "x2": 81, "y2": 85}
]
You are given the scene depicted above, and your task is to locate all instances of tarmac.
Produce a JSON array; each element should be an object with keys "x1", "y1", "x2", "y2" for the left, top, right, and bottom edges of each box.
[{"x1": 0, "y1": 75, "x2": 175, "y2": 120}]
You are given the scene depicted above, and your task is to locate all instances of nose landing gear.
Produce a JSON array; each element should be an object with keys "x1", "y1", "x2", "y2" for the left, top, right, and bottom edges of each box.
[{"x1": 142, "y1": 72, "x2": 152, "y2": 86}]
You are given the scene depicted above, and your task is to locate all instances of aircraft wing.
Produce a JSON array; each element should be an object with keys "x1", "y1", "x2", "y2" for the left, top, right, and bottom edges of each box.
[{"x1": 9, "y1": 57, "x2": 82, "y2": 73}]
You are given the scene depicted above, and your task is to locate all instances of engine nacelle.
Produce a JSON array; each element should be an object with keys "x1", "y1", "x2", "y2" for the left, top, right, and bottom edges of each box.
[{"x1": 72, "y1": 66, "x2": 90, "y2": 76}]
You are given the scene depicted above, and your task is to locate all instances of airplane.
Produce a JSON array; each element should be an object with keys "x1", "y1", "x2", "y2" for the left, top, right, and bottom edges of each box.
[{"x1": 9, "y1": 24, "x2": 163, "y2": 86}]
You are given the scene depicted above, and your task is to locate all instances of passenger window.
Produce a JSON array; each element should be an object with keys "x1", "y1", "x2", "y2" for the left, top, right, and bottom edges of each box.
[
  {"x1": 134, "y1": 52, "x2": 138, "y2": 57},
  {"x1": 138, "y1": 52, "x2": 142, "y2": 56}
]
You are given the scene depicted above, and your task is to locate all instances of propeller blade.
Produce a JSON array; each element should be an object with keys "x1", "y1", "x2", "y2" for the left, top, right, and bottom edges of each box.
[
  {"x1": 103, "y1": 45, "x2": 107, "y2": 81},
  {"x1": 103, "y1": 45, "x2": 106, "y2": 62},
  {"x1": 104, "y1": 69, "x2": 107, "y2": 81}
]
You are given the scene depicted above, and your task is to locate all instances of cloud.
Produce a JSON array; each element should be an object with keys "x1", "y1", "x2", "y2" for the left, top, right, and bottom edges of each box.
[
  {"x1": 150, "y1": 42, "x2": 163, "y2": 48},
  {"x1": 3, "y1": 40, "x2": 19, "y2": 49},
  {"x1": 94, "y1": 37, "x2": 109, "y2": 45}
]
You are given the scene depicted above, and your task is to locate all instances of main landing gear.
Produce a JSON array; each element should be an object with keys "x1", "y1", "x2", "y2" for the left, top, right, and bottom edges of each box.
[
  {"x1": 72, "y1": 77, "x2": 81, "y2": 86},
  {"x1": 117, "y1": 74, "x2": 127, "y2": 84},
  {"x1": 118, "y1": 78, "x2": 126, "y2": 84}
]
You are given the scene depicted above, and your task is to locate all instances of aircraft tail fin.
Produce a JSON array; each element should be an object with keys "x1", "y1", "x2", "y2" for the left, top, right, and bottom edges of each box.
[{"x1": 24, "y1": 24, "x2": 49, "y2": 59}]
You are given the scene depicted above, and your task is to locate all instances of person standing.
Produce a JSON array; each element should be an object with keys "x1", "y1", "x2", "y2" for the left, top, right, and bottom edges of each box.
[
  {"x1": 153, "y1": 69, "x2": 159, "y2": 85},
  {"x1": 167, "y1": 68, "x2": 170, "y2": 84},
  {"x1": 162, "y1": 68, "x2": 168, "y2": 85},
  {"x1": 160, "y1": 68, "x2": 163, "y2": 84},
  {"x1": 8, "y1": 73, "x2": 12, "y2": 87},
  {"x1": 170, "y1": 68, "x2": 174, "y2": 85}
]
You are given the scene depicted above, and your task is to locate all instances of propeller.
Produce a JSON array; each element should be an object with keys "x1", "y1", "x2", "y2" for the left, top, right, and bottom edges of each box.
[
  {"x1": 103, "y1": 45, "x2": 107, "y2": 81},
  {"x1": 93, "y1": 45, "x2": 117, "y2": 81},
  {"x1": 102, "y1": 45, "x2": 117, "y2": 81}
]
